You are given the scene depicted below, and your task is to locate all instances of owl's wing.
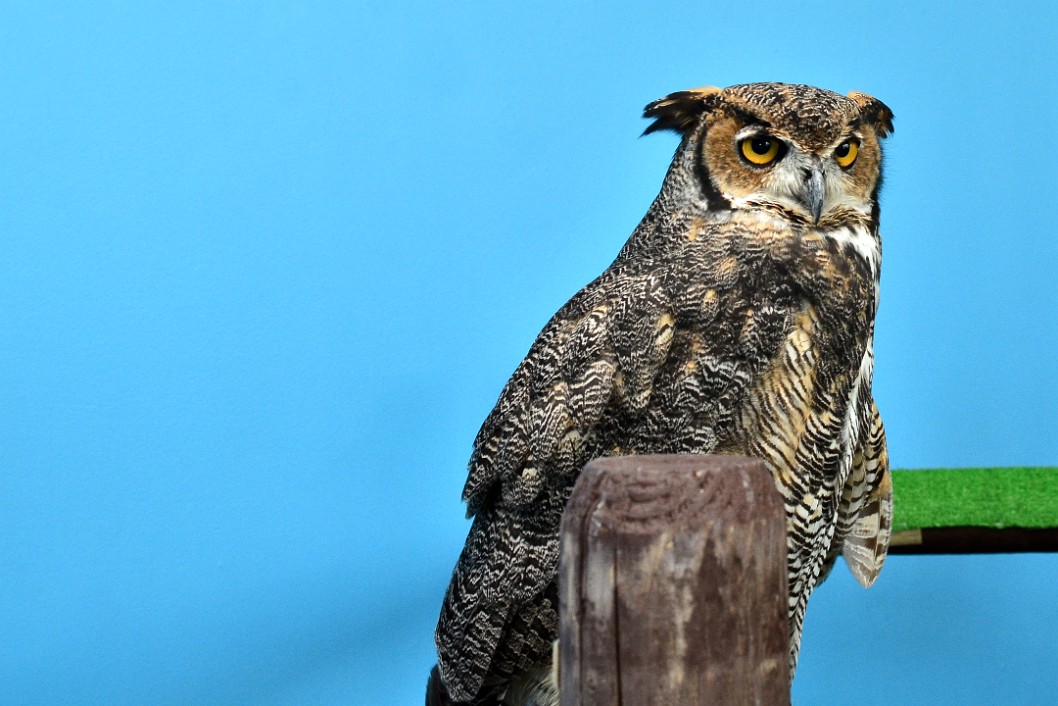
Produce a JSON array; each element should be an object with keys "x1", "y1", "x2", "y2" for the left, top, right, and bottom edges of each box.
[
  {"x1": 434, "y1": 263, "x2": 692, "y2": 702},
  {"x1": 460, "y1": 272, "x2": 681, "y2": 515},
  {"x1": 837, "y1": 396, "x2": 892, "y2": 588}
]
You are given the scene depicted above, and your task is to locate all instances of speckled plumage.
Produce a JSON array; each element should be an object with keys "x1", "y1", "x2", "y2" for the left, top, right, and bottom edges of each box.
[{"x1": 428, "y1": 82, "x2": 894, "y2": 706}]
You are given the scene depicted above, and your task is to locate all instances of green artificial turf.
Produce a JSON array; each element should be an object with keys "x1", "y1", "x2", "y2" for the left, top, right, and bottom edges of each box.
[{"x1": 891, "y1": 467, "x2": 1058, "y2": 533}]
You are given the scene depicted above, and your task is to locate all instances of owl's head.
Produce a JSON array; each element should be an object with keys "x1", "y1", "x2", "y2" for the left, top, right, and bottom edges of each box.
[{"x1": 644, "y1": 83, "x2": 893, "y2": 229}]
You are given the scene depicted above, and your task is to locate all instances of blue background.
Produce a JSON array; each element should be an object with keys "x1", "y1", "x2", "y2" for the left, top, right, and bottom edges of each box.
[{"x1": 2, "y1": 2, "x2": 1057, "y2": 704}]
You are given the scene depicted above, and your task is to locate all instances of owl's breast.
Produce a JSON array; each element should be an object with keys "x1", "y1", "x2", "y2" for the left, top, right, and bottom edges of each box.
[
  {"x1": 668, "y1": 217, "x2": 878, "y2": 489},
  {"x1": 724, "y1": 303, "x2": 848, "y2": 481},
  {"x1": 693, "y1": 212, "x2": 880, "y2": 313}
]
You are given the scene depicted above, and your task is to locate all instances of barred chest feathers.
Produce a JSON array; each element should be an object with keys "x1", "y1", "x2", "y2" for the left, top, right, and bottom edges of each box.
[{"x1": 428, "y1": 82, "x2": 894, "y2": 706}]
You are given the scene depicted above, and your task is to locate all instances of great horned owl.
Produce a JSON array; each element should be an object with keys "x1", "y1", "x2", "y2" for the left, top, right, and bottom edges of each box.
[{"x1": 427, "y1": 82, "x2": 895, "y2": 706}]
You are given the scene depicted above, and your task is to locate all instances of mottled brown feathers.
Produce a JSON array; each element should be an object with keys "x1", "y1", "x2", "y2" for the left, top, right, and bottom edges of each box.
[
  {"x1": 641, "y1": 85, "x2": 722, "y2": 136},
  {"x1": 644, "y1": 82, "x2": 895, "y2": 147},
  {"x1": 848, "y1": 90, "x2": 895, "y2": 137},
  {"x1": 430, "y1": 82, "x2": 893, "y2": 706}
]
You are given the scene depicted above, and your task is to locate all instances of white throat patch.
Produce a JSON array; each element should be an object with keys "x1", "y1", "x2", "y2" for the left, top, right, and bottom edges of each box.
[{"x1": 823, "y1": 225, "x2": 880, "y2": 278}]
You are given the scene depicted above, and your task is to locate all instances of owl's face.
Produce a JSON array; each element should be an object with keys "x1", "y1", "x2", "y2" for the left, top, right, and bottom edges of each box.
[{"x1": 645, "y1": 83, "x2": 893, "y2": 229}]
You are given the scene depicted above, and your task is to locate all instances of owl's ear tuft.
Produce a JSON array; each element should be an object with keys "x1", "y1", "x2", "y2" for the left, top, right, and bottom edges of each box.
[
  {"x1": 848, "y1": 91, "x2": 894, "y2": 138},
  {"x1": 642, "y1": 86, "x2": 723, "y2": 136}
]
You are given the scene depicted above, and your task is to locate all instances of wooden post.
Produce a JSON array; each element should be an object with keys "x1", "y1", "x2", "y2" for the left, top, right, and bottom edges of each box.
[{"x1": 559, "y1": 455, "x2": 790, "y2": 706}]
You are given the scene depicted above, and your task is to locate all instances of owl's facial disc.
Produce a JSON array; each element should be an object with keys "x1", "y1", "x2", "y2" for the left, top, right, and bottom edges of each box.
[
  {"x1": 720, "y1": 126, "x2": 827, "y2": 223},
  {"x1": 702, "y1": 119, "x2": 876, "y2": 227}
]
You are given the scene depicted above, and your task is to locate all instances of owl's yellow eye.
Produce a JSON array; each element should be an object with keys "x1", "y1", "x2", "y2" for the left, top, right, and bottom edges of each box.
[
  {"x1": 834, "y1": 139, "x2": 859, "y2": 168},
  {"x1": 739, "y1": 136, "x2": 781, "y2": 166}
]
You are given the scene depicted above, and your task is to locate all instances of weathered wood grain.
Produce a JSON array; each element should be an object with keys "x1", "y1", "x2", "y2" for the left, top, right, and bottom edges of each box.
[{"x1": 559, "y1": 454, "x2": 790, "y2": 705}]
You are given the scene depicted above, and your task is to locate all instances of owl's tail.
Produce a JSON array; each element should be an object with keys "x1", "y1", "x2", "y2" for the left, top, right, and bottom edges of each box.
[
  {"x1": 425, "y1": 665, "x2": 454, "y2": 706},
  {"x1": 426, "y1": 665, "x2": 503, "y2": 706}
]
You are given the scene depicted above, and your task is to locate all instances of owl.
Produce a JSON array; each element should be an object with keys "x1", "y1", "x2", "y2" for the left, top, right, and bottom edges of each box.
[{"x1": 426, "y1": 82, "x2": 894, "y2": 706}]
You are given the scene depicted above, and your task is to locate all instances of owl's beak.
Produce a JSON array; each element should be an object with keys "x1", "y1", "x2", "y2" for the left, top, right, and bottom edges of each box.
[{"x1": 800, "y1": 162, "x2": 825, "y2": 223}]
